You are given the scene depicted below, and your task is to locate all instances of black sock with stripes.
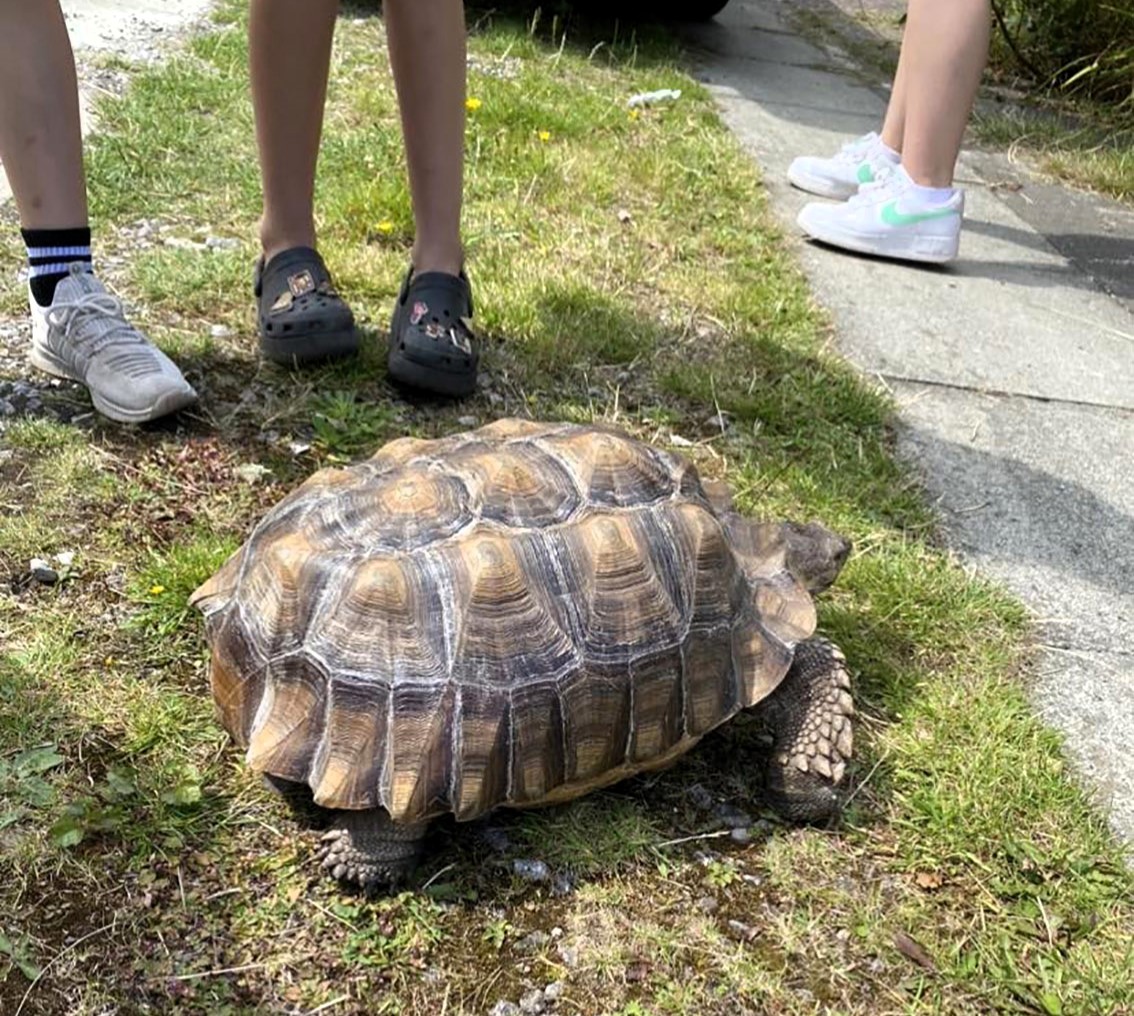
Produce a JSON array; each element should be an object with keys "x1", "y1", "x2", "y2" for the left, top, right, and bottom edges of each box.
[{"x1": 21, "y1": 226, "x2": 93, "y2": 308}]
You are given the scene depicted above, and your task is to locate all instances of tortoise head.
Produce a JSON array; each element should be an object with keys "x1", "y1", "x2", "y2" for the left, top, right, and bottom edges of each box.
[{"x1": 781, "y1": 522, "x2": 852, "y2": 594}]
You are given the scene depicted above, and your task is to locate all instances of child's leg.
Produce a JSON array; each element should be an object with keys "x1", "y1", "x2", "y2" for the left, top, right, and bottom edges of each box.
[
  {"x1": 250, "y1": 0, "x2": 338, "y2": 261},
  {"x1": 897, "y1": 0, "x2": 991, "y2": 187},
  {"x1": 879, "y1": 35, "x2": 910, "y2": 155},
  {"x1": 0, "y1": 0, "x2": 196, "y2": 422},
  {"x1": 0, "y1": 0, "x2": 87, "y2": 229},
  {"x1": 385, "y1": 0, "x2": 466, "y2": 276},
  {"x1": 249, "y1": 0, "x2": 357, "y2": 364}
]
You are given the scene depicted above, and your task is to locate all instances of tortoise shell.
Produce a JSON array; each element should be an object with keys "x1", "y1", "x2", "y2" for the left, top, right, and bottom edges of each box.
[{"x1": 191, "y1": 420, "x2": 817, "y2": 822}]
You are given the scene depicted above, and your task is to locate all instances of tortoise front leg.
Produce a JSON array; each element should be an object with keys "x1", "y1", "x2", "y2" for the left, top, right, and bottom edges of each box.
[
  {"x1": 318, "y1": 809, "x2": 428, "y2": 891},
  {"x1": 757, "y1": 637, "x2": 854, "y2": 823}
]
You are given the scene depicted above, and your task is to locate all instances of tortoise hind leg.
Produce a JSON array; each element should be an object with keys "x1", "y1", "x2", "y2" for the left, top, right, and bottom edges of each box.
[
  {"x1": 318, "y1": 809, "x2": 429, "y2": 892},
  {"x1": 756, "y1": 637, "x2": 854, "y2": 823}
]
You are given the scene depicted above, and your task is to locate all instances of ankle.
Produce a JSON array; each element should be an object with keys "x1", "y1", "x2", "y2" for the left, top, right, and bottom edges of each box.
[
  {"x1": 899, "y1": 163, "x2": 953, "y2": 191},
  {"x1": 260, "y1": 219, "x2": 318, "y2": 264},
  {"x1": 411, "y1": 241, "x2": 464, "y2": 278}
]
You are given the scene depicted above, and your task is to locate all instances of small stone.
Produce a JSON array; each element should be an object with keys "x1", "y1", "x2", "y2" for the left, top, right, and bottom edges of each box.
[
  {"x1": 30, "y1": 558, "x2": 59, "y2": 585},
  {"x1": 515, "y1": 930, "x2": 550, "y2": 954},
  {"x1": 210, "y1": 324, "x2": 234, "y2": 339},
  {"x1": 730, "y1": 827, "x2": 752, "y2": 845},
  {"x1": 696, "y1": 896, "x2": 719, "y2": 914},
  {"x1": 54, "y1": 551, "x2": 76, "y2": 570},
  {"x1": 549, "y1": 926, "x2": 563, "y2": 940},
  {"x1": 741, "y1": 873, "x2": 764, "y2": 888},
  {"x1": 556, "y1": 943, "x2": 579, "y2": 968},
  {"x1": 512, "y1": 858, "x2": 550, "y2": 882},
  {"x1": 550, "y1": 871, "x2": 575, "y2": 897},
  {"x1": 456, "y1": 415, "x2": 479, "y2": 428},
  {"x1": 288, "y1": 441, "x2": 312, "y2": 457},
  {"x1": 686, "y1": 783, "x2": 714, "y2": 811},
  {"x1": 543, "y1": 981, "x2": 564, "y2": 1002},
  {"x1": 490, "y1": 1003, "x2": 522, "y2": 1016},
  {"x1": 205, "y1": 236, "x2": 240, "y2": 251},
  {"x1": 519, "y1": 989, "x2": 546, "y2": 1014},
  {"x1": 727, "y1": 919, "x2": 756, "y2": 942},
  {"x1": 714, "y1": 803, "x2": 752, "y2": 829}
]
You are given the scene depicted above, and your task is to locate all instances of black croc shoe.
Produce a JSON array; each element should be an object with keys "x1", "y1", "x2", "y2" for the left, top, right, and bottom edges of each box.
[
  {"x1": 254, "y1": 246, "x2": 358, "y2": 365},
  {"x1": 387, "y1": 266, "x2": 478, "y2": 397}
]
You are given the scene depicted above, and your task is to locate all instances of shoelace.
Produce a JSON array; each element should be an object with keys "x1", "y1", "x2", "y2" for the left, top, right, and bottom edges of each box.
[
  {"x1": 46, "y1": 292, "x2": 148, "y2": 357},
  {"x1": 847, "y1": 164, "x2": 901, "y2": 205},
  {"x1": 833, "y1": 133, "x2": 876, "y2": 165}
]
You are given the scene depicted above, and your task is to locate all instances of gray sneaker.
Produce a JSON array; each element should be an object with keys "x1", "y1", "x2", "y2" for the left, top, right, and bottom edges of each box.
[{"x1": 29, "y1": 264, "x2": 197, "y2": 423}]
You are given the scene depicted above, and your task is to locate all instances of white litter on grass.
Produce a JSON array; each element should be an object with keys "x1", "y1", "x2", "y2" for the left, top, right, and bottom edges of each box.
[
  {"x1": 235, "y1": 463, "x2": 272, "y2": 485},
  {"x1": 628, "y1": 88, "x2": 682, "y2": 107}
]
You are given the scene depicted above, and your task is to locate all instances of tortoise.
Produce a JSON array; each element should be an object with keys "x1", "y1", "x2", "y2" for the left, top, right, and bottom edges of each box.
[{"x1": 190, "y1": 419, "x2": 854, "y2": 890}]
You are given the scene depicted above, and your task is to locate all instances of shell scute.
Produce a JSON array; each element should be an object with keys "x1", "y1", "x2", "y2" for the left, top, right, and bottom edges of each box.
[
  {"x1": 627, "y1": 649, "x2": 685, "y2": 763},
  {"x1": 448, "y1": 441, "x2": 581, "y2": 528},
  {"x1": 441, "y1": 532, "x2": 579, "y2": 688},
  {"x1": 558, "y1": 665, "x2": 633, "y2": 784},
  {"x1": 537, "y1": 428, "x2": 675, "y2": 507},
  {"x1": 452, "y1": 684, "x2": 510, "y2": 820},
  {"x1": 508, "y1": 680, "x2": 567, "y2": 804},
  {"x1": 245, "y1": 652, "x2": 329, "y2": 784},
  {"x1": 309, "y1": 677, "x2": 391, "y2": 810},
  {"x1": 385, "y1": 682, "x2": 457, "y2": 820}
]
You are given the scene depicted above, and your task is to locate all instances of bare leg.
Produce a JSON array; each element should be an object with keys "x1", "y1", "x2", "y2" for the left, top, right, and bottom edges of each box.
[
  {"x1": 250, "y1": 0, "x2": 338, "y2": 261},
  {"x1": 879, "y1": 33, "x2": 910, "y2": 154},
  {"x1": 897, "y1": 0, "x2": 991, "y2": 187},
  {"x1": 759, "y1": 638, "x2": 854, "y2": 822},
  {"x1": 0, "y1": 0, "x2": 87, "y2": 228},
  {"x1": 385, "y1": 0, "x2": 466, "y2": 276}
]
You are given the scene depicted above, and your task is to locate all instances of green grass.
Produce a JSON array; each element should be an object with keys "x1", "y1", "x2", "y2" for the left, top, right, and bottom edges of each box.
[
  {"x1": 972, "y1": 107, "x2": 1134, "y2": 203},
  {"x1": 1, "y1": 3, "x2": 1132, "y2": 1015}
]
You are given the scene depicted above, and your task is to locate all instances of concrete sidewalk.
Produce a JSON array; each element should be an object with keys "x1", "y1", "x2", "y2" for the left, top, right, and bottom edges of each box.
[{"x1": 683, "y1": 1, "x2": 1134, "y2": 845}]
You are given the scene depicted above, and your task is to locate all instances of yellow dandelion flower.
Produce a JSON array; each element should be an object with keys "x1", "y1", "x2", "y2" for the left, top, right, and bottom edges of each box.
[
  {"x1": 628, "y1": 109, "x2": 640, "y2": 121},
  {"x1": 537, "y1": 130, "x2": 551, "y2": 143},
  {"x1": 465, "y1": 97, "x2": 482, "y2": 112},
  {"x1": 376, "y1": 221, "x2": 395, "y2": 236},
  {"x1": 104, "y1": 656, "x2": 115, "y2": 667},
  {"x1": 149, "y1": 584, "x2": 165, "y2": 596}
]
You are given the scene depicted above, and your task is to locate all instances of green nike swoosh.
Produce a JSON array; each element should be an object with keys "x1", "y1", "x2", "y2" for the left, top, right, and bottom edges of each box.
[
  {"x1": 856, "y1": 163, "x2": 874, "y2": 184},
  {"x1": 880, "y1": 201, "x2": 957, "y2": 227}
]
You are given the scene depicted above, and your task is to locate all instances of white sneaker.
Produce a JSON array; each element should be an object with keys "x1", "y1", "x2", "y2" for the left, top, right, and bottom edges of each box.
[
  {"x1": 797, "y1": 168, "x2": 964, "y2": 264},
  {"x1": 29, "y1": 264, "x2": 198, "y2": 423},
  {"x1": 788, "y1": 132, "x2": 898, "y2": 200}
]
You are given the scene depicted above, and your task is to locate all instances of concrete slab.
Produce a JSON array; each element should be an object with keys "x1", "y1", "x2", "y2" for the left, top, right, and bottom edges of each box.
[
  {"x1": 687, "y1": 0, "x2": 1134, "y2": 844},
  {"x1": 0, "y1": 0, "x2": 214, "y2": 208},
  {"x1": 686, "y1": 13, "x2": 1134, "y2": 411},
  {"x1": 894, "y1": 388, "x2": 1134, "y2": 834}
]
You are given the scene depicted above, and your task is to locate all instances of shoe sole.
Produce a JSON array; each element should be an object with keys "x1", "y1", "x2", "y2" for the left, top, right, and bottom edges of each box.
[
  {"x1": 29, "y1": 343, "x2": 198, "y2": 424},
  {"x1": 387, "y1": 347, "x2": 477, "y2": 398},
  {"x1": 259, "y1": 327, "x2": 360, "y2": 366},
  {"x1": 797, "y1": 207, "x2": 960, "y2": 264},
  {"x1": 787, "y1": 166, "x2": 859, "y2": 201}
]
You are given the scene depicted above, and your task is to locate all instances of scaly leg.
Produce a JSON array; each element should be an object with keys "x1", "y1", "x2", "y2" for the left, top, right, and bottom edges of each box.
[
  {"x1": 759, "y1": 637, "x2": 854, "y2": 822},
  {"x1": 318, "y1": 809, "x2": 428, "y2": 891}
]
